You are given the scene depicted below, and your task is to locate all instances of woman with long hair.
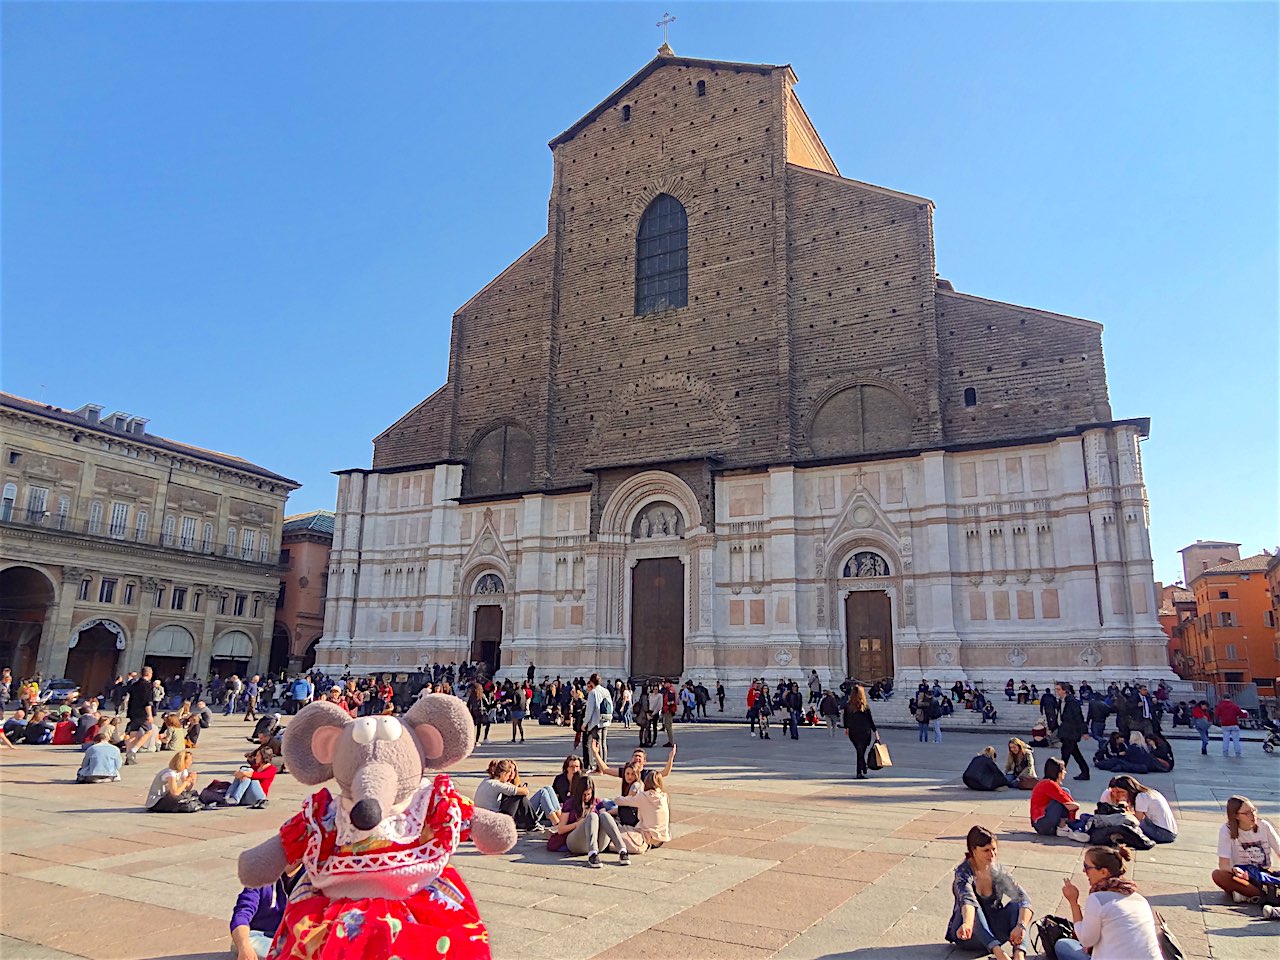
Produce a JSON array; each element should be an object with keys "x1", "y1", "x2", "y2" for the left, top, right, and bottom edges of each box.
[
  {"x1": 1101, "y1": 775, "x2": 1178, "y2": 844},
  {"x1": 1056, "y1": 845, "x2": 1161, "y2": 959},
  {"x1": 1211, "y1": 794, "x2": 1280, "y2": 903},
  {"x1": 944, "y1": 826, "x2": 1032, "y2": 960},
  {"x1": 546, "y1": 774, "x2": 629, "y2": 868},
  {"x1": 466, "y1": 682, "x2": 485, "y2": 746},
  {"x1": 1005, "y1": 738, "x2": 1037, "y2": 789},
  {"x1": 1029, "y1": 757, "x2": 1089, "y2": 840},
  {"x1": 842, "y1": 684, "x2": 879, "y2": 779}
]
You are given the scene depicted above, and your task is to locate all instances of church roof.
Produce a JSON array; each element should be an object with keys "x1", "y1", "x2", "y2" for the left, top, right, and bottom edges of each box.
[
  {"x1": 1200, "y1": 554, "x2": 1272, "y2": 576},
  {"x1": 549, "y1": 51, "x2": 793, "y2": 148},
  {"x1": 283, "y1": 510, "x2": 335, "y2": 537}
]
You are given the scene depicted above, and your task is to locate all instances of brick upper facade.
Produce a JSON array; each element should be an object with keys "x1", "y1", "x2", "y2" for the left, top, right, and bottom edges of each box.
[{"x1": 373, "y1": 52, "x2": 1113, "y2": 494}]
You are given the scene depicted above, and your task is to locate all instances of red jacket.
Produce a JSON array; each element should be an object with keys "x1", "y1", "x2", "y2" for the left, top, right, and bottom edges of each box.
[{"x1": 1214, "y1": 700, "x2": 1247, "y2": 727}]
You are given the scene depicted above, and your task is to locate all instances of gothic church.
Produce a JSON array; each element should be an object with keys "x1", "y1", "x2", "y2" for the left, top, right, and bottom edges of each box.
[{"x1": 317, "y1": 48, "x2": 1171, "y2": 695}]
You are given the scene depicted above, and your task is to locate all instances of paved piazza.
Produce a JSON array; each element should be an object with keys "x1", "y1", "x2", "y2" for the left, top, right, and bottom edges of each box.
[{"x1": 1, "y1": 718, "x2": 1277, "y2": 960}]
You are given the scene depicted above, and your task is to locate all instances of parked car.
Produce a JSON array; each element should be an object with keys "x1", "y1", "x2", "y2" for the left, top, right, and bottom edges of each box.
[{"x1": 39, "y1": 679, "x2": 80, "y2": 706}]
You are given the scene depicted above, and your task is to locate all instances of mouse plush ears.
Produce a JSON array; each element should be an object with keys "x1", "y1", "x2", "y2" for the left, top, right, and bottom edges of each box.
[
  {"x1": 403, "y1": 694, "x2": 475, "y2": 770},
  {"x1": 282, "y1": 701, "x2": 351, "y2": 785}
]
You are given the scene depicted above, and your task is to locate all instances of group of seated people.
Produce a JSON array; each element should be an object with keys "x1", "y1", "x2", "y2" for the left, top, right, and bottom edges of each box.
[
  {"x1": 471, "y1": 742, "x2": 673, "y2": 867},
  {"x1": 962, "y1": 739, "x2": 1038, "y2": 791},
  {"x1": 1093, "y1": 731, "x2": 1175, "y2": 773},
  {"x1": 139, "y1": 741, "x2": 279, "y2": 814}
]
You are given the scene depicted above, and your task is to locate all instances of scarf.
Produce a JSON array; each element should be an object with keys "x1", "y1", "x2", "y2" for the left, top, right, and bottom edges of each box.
[{"x1": 1090, "y1": 875, "x2": 1139, "y2": 897}]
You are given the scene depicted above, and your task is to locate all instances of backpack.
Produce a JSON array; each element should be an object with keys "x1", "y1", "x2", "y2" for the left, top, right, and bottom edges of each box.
[
  {"x1": 599, "y1": 693, "x2": 613, "y2": 721},
  {"x1": 928, "y1": 701, "x2": 943, "y2": 721},
  {"x1": 915, "y1": 707, "x2": 927, "y2": 724}
]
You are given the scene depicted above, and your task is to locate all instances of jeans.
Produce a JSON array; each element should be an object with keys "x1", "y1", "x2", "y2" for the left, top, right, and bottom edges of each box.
[
  {"x1": 1140, "y1": 820, "x2": 1177, "y2": 844},
  {"x1": 948, "y1": 899, "x2": 1021, "y2": 953},
  {"x1": 788, "y1": 710, "x2": 801, "y2": 739},
  {"x1": 565, "y1": 809, "x2": 627, "y2": 856},
  {"x1": 1089, "y1": 720, "x2": 1106, "y2": 741},
  {"x1": 245, "y1": 930, "x2": 274, "y2": 959},
  {"x1": 1194, "y1": 719, "x2": 1210, "y2": 751},
  {"x1": 1222, "y1": 725, "x2": 1242, "y2": 756},
  {"x1": 1033, "y1": 799, "x2": 1078, "y2": 836},
  {"x1": 1055, "y1": 939, "x2": 1089, "y2": 960},
  {"x1": 931, "y1": 718, "x2": 942, "y2": 742},
  {"x1": 825, "y1": 715, "x2": 839, "y2": 736},
  {"x1": 584, "y1": 725, "x2": 608, "y2": 770},
  {"x1": 529, "y1": 786, "x2": 561, "y2": 823},
  {"x1": 226, "y1": 777, "x2": 267, "y2": 806},
  {"x1": 661, "y1": 713, "x2": 674, "y2": 744},
  {"x1": 918, "y1": 722, "x2": 929, "y2": 742}
]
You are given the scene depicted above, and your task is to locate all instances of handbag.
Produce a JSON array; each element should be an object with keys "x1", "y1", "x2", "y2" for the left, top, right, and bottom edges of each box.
[
  {"x1": 199, "y1": 779, "x2": 231, "y2": 806},
  {"x1": 1152, "y1": 909, "x2": 1185, "y2": 960},
  {"x1": 869, "y1": 742, "x2": 892, "y2": 769},
  {"x1": 1031, "y1": 915, "x2": 1075, "y2": 959},
  {"x1": 1017, "y1": 774, "x2": 1039, "y2": 790}
]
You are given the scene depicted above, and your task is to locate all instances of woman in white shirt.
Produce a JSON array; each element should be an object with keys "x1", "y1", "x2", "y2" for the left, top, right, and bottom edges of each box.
[
  {"x1": 613, "y1": 771, "x2": 671, "y2": 854},
  {"x1": 145, "y1": 750, "x2": 201, "y2": 813},
  {"x1": 1211, "y1": 794, "x2": 1280, "y2": 903},
  {"x1": 1101, "y1": 775, "x2": 1178, "y2": 844},
  {"x1": 1056, "y1": 845, "x2": 1161, "y2": 960}
]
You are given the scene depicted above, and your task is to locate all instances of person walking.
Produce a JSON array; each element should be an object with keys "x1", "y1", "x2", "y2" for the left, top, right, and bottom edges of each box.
[
  {"x1": 843, "y1": 684, "x2": 878, "y2": 779},
  {"x1": 1040, "y1": 685, "x2": 1060, "y2": 742},
  {"x1": 242, "y1": 675, "x2": 260, "y2": 723},
  {"x1": 929, "y1": 691, "x2": 944, "y2": 743},
  {"x1": 583, "y1": 674, "x2": 612, "y2": 772},
  {"x1": 785, "y1": 682, "x2": 804, "y2": 740},
  {"x1": 1214, "y1": 694, "x2": 1247, "y2": 758},
  {"x1": 819, "y1": 689, "x2": 841, "y2": 736},
  {"x1": 716, "y1": 681, "x2": 725, "y2": 713},
  {"x1": 1191, "y1": 700, "x2": 1212, "y2": 755},
  {"x1": 808, "y1": 670, "x2": 822, "y2": 705},
  {"x1": 1056, "y1": 682, "x2": 1090, "y2": 781}
]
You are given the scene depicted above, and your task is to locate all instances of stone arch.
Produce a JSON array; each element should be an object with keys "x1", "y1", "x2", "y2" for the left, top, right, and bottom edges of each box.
[
  {"x1": 804, "y1": 378, "x2": 915, "y2": 458},
  {"x1": 462, "y1": 420, "x2": 535, "y2": 497},
  {"x1": 627, "y1": 176, "x2": 698, "y2": 219},
  {"x1": 600, "y1": 470, "x2": 705, "y2": 538},
  {"x1": 589, "y1": 372, "x2": 737, "y2": 462}
]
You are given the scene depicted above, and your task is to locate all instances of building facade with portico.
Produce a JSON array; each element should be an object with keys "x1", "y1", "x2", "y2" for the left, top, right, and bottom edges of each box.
[
  {"x1": 0, "y1": 393, "x2": 297, "y2": 695},
  {"x1": 316, "y1": 48, "x2": 1171, "y2": 699}
]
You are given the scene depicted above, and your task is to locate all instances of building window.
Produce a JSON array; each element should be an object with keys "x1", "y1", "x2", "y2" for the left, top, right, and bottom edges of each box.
[
  {"x1": 963, "y1": 387, "x2": 977, "y2": 407},
  {"x1": 635, "y1": 193, "x2": 688, "y2": 315},
  {"x1": 277, "y1": 583, "x2": 286, "y2": 607},
  {"x1": 218, "y1": 593, "x2": 228, "y2": 615},
  {"x1": 622, "y1": 104, "x2": 631, "y2": 121},
  {"x1": 192, "y1": 591, "x2": 201, "y2": 613},
  {"x1": 7, "y1": 451, "x2": 18, "y2": 464},
  {"x1": 98, "y1": 578, "x2": 117, "y2": 604},
  {"x1": 77, "y1": 578, "x2": 92, "y2": 601},
  {"x1": 123, "y1": 582, "x2": 135, "y2": 605},
  {"x1": 1220, "y1": 611, "x2": 1234, "y2": 627},
  {"x1": 279, "y1": 548, "x2": 291, "y2": 566},
  {"x1": 252, "y1": 596, "x2": 261, "y2": 618},
  {"x1": 162, "y1": 514, "x2": 176, "y2": 547},
  {"x1": 134, "y1": 510, "x2": 149, "y2": 541},
  {"x1": 171, "y1": 587, "x2": 187, "y2": 611},
  {"x1": 201, "y1": 522, "x2": 214, "y2": 552},
  {"x1": 154, "y1": 586, "x2": 165, "y2": 608},
  {"x1": 234, "y1": 593, "x2": 247, "y2": 617},
  {"x1": 88, "y1": 500, "x2": 104, "y2": 535},
  {"x1": 180, "y1": 516, "x2": 197, "y2": 549},
  {"x1": 55, "y1": 495, "x2": 70, "y2": 530},
  {"x1": 1219, "y1": 590, "x2": 1230, "y2": 600},
  {"x1": 242, "y1": 528, "x2": 257, "y2": 560},
  {"x1": 227, "y1": 525, "x2": 237, "y2": 557},
  {"x1": 109, "y1": 502, "x2": 129, "y2": 538},
  {"x1": 696, "y1": 79, "x2": 706, "y2": 97},
  {"x1": 1, "y1": 482, "x2": 16, "y2": 520},
  {"x1": 1266, "y1": 610, "x2": 1277, "y2": 628},
  {"x1": 25, "y1": 486, "x2": 49, "y2": 522},
  {"x1": 1225, "y1": 644, "x2": 1238, "y2": 660}
]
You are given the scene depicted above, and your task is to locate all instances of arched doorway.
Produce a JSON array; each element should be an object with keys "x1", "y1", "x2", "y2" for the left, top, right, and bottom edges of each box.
[
  {"x1": 842, "y1": 551, "x2": 895, "y2": 683},
  {"x1": 210, "y1": 630, "x2": 254, "y2": 680},
  {"x1": 144, "y1": 624, "x2": 195, "y2": 684},
  {"x1": 302, "y1": 638, "x2": 320, "y2": 671},
  {"x1": 469, "y1": 573, "x2": 505, "y2": 676},
  {"x1": 65, "y1": 621, "x2": 124, "y2": 698},
  {"x1": 269, "y1": 623, "x2": 291, "y2": 676},
  {"x1": 0, "y1": 566, "x2": 55, "y2": 679}
]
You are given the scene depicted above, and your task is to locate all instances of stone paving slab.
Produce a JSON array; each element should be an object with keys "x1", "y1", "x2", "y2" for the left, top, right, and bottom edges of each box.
[{"x1": 1, "y1": 716, "x2": 1278, "y2": 959}]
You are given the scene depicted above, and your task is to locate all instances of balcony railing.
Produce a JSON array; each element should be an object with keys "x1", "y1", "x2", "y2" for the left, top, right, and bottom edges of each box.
[{"x1": 1, "y1": 508, "x2": 278, "y2": 564}]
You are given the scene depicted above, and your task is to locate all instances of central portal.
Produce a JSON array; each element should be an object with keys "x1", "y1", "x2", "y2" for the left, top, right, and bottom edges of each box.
[
  {"x1": 845, "y1": 590, "x2": 893, "y2": 682},
  {"x1": 471, "y1": 606, "x2": 503, "y2": 676},
  {"x1": 630, "y1": 557, "x2": 685, "y2": 679}
]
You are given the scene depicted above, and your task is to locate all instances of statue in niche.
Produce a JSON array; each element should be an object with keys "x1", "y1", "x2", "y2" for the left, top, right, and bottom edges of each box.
[
  {"x1": 632, "y1": 501, "x2": 682, "y2": 540},
  {"x1": 638, "y1": 515, "x2": 651, "y2": 538},
  {"x1": 844, "y1": 551, "x2": 889, "y2": 578},
  {"x1": 658, "y1": 511, "x2": 671, "y2": 536}
]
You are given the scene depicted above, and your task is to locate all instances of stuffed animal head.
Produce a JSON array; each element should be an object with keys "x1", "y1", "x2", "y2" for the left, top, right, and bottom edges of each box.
[{"x1": 282, "y1": 694, "x2": 474, "y2": 830}]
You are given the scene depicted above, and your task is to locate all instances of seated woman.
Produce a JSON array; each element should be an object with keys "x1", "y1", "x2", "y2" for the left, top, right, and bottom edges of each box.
[
  {"x1": 1211, "y1": 795, "x2": 1280, "y2": 905},
  {"x1": 963, "y1": 747, "x2": 1009, "y2": 792},
  {"x1": 1056, "y1": 845, "x2": 1161, "y2": 959},
  {"x1": 1029, "y1": 758, "x2": 1090, "y2": 841},
  {"x1": 1101, "y1": 775, "x2": 1177, "y2": 845},
  {"x1": 224, "y1": 746, "x2": 277, "y2": 808},
  {"x1": 945, "y1": 826, "x2": 1032, "y2": 960},
  {"x1": 145, "y1": 750, "x2": 202, "y2": 813},
  {"x1": 1093, "y1": 731, "x2": 1129, "y2": 770},
  {"x1": 1029, "y1": 720, "x2": 1051, "y2": 749},
  {"x1": 982, "y1": 701, "x2": 999, "y2": 724},
  {"x1": 1145, "y1": 735, "x2": 1174, "y2": 772},
  {"x1": 546, "y1": 775, "x2": 629, "y2": 868},
  {"x1": 1017, "y1": 681, "x2": 1031, "y2": 705},
  {"x1": 158, "y1": 714, "x2": 187, "y2": 751},
  {"x1": 1005, "y1": 738, "x2": 1037, "y2": 789},
  {"x1": 613, "y1": 771, "x2": 671, "y2": 854},
  {"x1": 474, "y1": 759, "x2": 543, "y2": 831},
  {"x1": 1005, "y1": 679, "x2": 1016, "y2": 702}
]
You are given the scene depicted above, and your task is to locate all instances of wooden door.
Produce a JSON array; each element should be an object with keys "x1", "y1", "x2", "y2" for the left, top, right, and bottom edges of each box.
[
  {"x1": 630, "y1": 558, "x2": 685, "y2": 679},
  {"x1": 64, "y1": 626, "x2": 120, "y2": 697},
  {"x1": 471, "y1": 605, "x2": 503, "y2": 675},
  {"x1": 845, "y1": 591, "x2": 893, "y2": 682}
]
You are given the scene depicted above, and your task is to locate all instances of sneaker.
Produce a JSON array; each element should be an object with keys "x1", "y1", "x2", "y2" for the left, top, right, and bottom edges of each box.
[
  {"x1": 124, "y1": 753, "x2": 136, "y2": 766},
  {"x1": 1056, "y1": 825, "x2": 1075, "y2": 839},
  {"x1": 618, "y1": 851, "x2": 630, "y2": 866},
  {"x1": 1263, "y1": 904, "x2": 1280, "y2": 920},
  {"x1": 250, "y1": 799, "x2": 270, "y2": 810},
  {"x1": 1231, "y1": 892, "x2": 1246, "y2": 904},
  {"x1": 587, "y1": 853, "x2": 601, "y2": 869},
  {"x1": 1073, "y1": 773, "x2": 1091, "y2": 781},
  {"x1": 1068, "y1": 828, "x2": 1091, "y2": 843}
]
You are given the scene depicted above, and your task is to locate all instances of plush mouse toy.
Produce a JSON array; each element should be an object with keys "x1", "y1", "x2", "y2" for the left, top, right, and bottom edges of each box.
[{"x1": 238, "y1": 694, "x2": 517, "y2": 960}]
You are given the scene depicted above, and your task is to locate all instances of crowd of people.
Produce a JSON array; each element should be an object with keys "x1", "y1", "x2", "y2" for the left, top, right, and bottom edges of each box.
[{"x1": 4, "y1": 659, "x2": 1278, "y2": 959}]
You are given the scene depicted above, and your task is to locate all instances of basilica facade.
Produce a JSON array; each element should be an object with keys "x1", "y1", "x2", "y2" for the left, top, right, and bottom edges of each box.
[{"x1": 316, "y1": 49, "x2": 1171, "y2": 696}]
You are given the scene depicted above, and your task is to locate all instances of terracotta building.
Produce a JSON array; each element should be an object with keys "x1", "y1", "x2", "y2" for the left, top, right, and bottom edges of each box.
[
  {"x1": 1157, "y1": 582, "x2": 1196, "y2": 670},
  {"x1": 1172, "y1": 549, "x2": 1280, "y2": 694},
  {"x1": 318, "y1": 47, "x2": 1169, "y2": 696},
  {"x1": 273, "y1": 510, "x2": 334, "y2": 673},
  {"x1": 0, "y1": 393, "x2": 297, "y2": 694}
]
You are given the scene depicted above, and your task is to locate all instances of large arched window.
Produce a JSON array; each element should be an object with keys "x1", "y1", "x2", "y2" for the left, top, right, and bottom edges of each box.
[
  {"x1": 464, "y1": 424, "x2": 535, "y2": 497},
  {"x1": 635, "y1": 194, "x2": 688, "y2": 315}
]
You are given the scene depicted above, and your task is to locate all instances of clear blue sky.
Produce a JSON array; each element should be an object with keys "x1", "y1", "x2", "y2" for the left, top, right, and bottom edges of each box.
[{"x1": 3, "y1": 2, "x2": 1276, "y2": 585}]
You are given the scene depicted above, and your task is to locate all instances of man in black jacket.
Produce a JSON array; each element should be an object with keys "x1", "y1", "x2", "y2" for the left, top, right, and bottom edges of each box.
[{"x1": 1055, "y1": 681, "x2": 1090, "y2": 780}]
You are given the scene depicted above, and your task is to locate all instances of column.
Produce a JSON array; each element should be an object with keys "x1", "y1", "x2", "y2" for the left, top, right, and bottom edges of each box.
[
  {"x1": 196, "y1": 587, "x2": 227, "y2": 678},
  {"x1": 120, "y1": 578, "x2": 159, "y2": 675},
  {"x1": 39, "y1": 566, "x2": 84, "y2": 679}
]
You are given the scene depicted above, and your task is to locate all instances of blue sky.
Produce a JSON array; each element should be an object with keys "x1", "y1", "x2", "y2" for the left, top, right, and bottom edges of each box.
[{"x1": 3, "y1": 2, "x2": 1276, "y2": 584}]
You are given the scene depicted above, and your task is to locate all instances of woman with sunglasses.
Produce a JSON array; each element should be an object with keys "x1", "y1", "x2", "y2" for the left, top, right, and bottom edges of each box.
[
  {"x1": 1057, "y1": 845, "x2": 1160, "y2": 959},
  {"x1": 1211, "y1": 795, "x2": 1280, "y2": 904}
]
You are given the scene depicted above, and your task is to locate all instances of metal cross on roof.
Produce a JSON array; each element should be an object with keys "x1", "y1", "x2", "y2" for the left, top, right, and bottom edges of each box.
[{"x1": 657, "y1": 12, "x2": 676, "y2": 45}]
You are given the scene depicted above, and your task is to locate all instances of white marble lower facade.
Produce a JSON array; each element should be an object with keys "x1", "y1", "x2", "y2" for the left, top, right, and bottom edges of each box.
[{"x1": 316, "y1": 421, "x2": 1173, "y2": 704}]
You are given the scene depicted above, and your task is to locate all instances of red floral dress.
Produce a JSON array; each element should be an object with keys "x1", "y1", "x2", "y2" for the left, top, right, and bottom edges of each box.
[{"x1": 268, "y1": 774, "x2": 490, "y2": 960}]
